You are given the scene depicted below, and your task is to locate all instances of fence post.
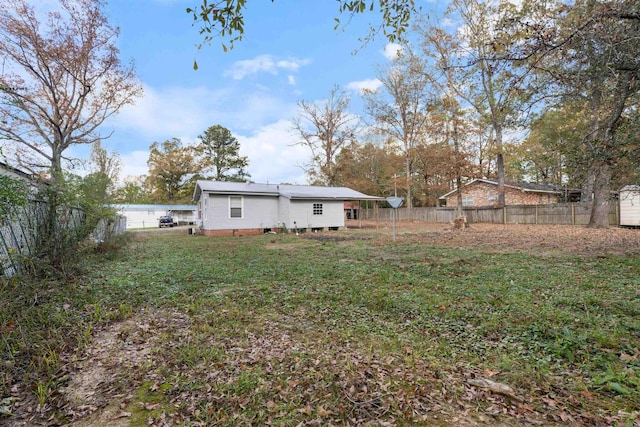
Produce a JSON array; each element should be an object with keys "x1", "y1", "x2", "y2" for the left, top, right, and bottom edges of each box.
[
  {"x1": 503, "y1": 206, "x2": 507, "y2": 224},
  {"x1": 571, "y1": 204, "x2": 575, "y2": 225}
]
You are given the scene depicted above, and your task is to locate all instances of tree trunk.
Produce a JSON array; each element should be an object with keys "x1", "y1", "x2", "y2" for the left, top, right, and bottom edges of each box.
[
  {"x1": 587, "y1": 162, "x2": 612, "y2": 228},
  {"x1": 495, "y1": 124, "x2": 505, "y2": 207},
  {"x1": 44, "y1": 148, "x2": 65, "y2": 272},
  {"x1": 405, "y1": 153, "x2": 412, "y2": 209},
  {"x1": 496, "y1": 153, "x2": 505, "y2": 207}
]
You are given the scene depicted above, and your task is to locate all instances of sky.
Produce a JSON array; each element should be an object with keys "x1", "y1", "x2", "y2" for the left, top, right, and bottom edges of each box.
[{"x1": 65, "y1": 0, "x2": 441, "y2": 186}]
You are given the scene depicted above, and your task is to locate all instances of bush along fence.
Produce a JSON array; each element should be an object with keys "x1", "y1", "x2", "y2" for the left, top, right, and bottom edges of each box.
[
  {"x1": 0, "y1": 199, "x2": 126, "y2": 278},
  {"x1": 360, "y1": 202, "x2": 619, "y2": 226}
]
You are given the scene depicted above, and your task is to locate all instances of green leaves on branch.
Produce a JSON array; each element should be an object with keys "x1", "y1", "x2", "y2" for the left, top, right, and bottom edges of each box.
[
  {"x1": 0, "y1": 175, "x2": 27, "y2": 218},
  {"x1": 186, "y1": 0, "x2": 251, "y2": 54},
  {"x1": 187, "y1": 0, "x2": 418, "y2": 68}
]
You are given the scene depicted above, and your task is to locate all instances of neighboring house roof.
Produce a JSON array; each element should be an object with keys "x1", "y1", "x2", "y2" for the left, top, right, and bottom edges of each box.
[
  {"x1": 620, "y1": 185, "x2": 640, "y2": 192},
  {"x1": 0, "y1": 161, "x2": 49, "y2": 196},
  {"x1": 0, "y1": 161, "x2": 31, "y2": 180},
  {"x1": 193, "y1": 180, "x2": 384, "y2": 201},
  {"x1": 113, "y1": 204, "x2": 196, "y2": 211},
  {"x1": 438, "y1": 178, "x2": 563, "y2": 200},
  {"x1": 0, "y1": 161, "x2": 48, "y2": 186}
]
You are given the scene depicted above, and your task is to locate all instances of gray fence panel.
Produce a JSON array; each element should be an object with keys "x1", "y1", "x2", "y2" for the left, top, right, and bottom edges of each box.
[
  {"x1": 360, "y1": 202, "x2": 618, "y2": 226},
  {"x1": 0, "y1": 200, "x2": 126, "y2": 278}
]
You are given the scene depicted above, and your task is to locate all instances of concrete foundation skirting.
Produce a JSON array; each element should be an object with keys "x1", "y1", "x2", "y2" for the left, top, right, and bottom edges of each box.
[
  {"x1": 203, "y1": 228, "x2": 286, "y2": 237},
  {"x1": 201, "y1": 226, "x2": 345, "y2": 236}
]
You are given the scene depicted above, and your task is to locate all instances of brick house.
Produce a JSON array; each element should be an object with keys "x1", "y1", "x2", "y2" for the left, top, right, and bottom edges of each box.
[{"x1": 439, "y1": 179, "x2": 562, "y2": 207}]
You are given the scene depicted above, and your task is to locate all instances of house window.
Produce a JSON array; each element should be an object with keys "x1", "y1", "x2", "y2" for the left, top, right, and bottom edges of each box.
[
  {"x1": 229, "y1": 196, "x2": 243, "y2": 218},
  {"x1": 313, "y1": 203, "x2": 323, "y2": 215},
  {"x1": 203, "y1": 197, "x2": 207, "y2": 221},
  {"x1": 487, "y1": 195, "x2": 498, "y2": 205},
  {"x1": 462, "y1": 197, "x2": 474, "y2": 206}
]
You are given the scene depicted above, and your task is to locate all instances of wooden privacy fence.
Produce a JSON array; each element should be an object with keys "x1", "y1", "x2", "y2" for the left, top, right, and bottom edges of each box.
[
  {"x1": 360, "y1": 203, "x2": 619, "y2": 226},
  {"x1": 0, "y1": 200, "x2": 126, "y2": 277}
]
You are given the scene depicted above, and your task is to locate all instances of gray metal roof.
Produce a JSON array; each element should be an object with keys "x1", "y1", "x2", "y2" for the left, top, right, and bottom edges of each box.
[
  {"x1": 620, "y1": 185, "x2": 640, "y2": 191},
  {"x1": 194, "y1": 180, "x2": 383, "y2": 201},
  {"x1": 113, "y1": 204, "x2": 196, "y2": 211}
]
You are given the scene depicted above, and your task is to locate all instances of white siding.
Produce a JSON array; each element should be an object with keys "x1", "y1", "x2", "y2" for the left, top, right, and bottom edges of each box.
[
  {"x1": 169, "y1": 210, "x2": 195, "y2": 224},
  {"x1": 620, "y1": 189, "x2": 640, "y2": 226},
  {"x1": 278, "y1": 197, "x2": 290, "y2": 228},
  {"x1": 116, "y1": 205, "x2": 196, "y2": 229},
  {"x1": 289, "y1": 200, "x2": 344, "y2": 229},
  {"x1": 204, "y1": 194, "x2": 279, "y2": 230},
  {"x1": 121, "y1": 209, "x2": 164, "y2": 229}
]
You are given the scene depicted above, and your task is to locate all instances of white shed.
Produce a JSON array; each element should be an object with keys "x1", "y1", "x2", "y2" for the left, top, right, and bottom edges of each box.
[
  {"x1": 113, "y1": 204, "x2": 196, "y2": 229},
  {"x1": 619, "y1": 185, "x2": 640, "y2": 227}
]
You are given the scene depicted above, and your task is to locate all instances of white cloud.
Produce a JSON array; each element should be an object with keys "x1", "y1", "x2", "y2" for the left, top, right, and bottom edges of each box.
[
  {"x1": 383, "y1": 43, "x2": 403, "y2": 60},
  {"x1": 224, "y1": 55, "x2": 311, "y2": 80},
  {"x1": 288, "y1": 75, "x2": 296, "y2": 85},
  {"x1": 107, "y1": 83, "x2": 295, "y2": 140},
  {"x1": 236, "y1": 120, "x2": 310, "y2": 185},
  {"x1": 120, "y1": 150, "x2": 150, "y2": 179},
  {"x1": 346, "y1": 79, "x2": 382, "y2": 94},
  {"x1": 108, "y1": 84, "x2": 231, "y2": 140},
  {"x1": 104, "y1": 82, "x2": 304, "y2": 184}
]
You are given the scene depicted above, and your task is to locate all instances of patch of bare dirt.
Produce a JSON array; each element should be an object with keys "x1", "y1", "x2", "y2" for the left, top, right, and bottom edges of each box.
[
  {"x1": 265, "y1": 242, "x2": 302, "y2": 250},
  {"x1": 348, "y1": 221, "x2": 640, "y2": 256},
  {"x1": 60, "y1": 309, "x2": 190, "y2": 426}
]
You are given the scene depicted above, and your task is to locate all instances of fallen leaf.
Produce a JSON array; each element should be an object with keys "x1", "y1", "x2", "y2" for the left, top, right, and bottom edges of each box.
[
  {"x1": 297, "y1": 406, "x2": 312, "y2": 415},
  {"x1": 620, "y1": 352, "x2": 637, "y2": 362},
  {"x1": 483, "y1": 369, "x2": 499, "y2": 377},
  {"x1": 316, "y1": 405, "x2": 334, "y2": 417},
  {"x1": 466, "y1": 378, "x2": 522, "y2": 402},
  {"x1": 1, "y1": 320, "x2": 15, "y2": 335},
  {"x1": 113, "y1": 411, "x2": 131, "y2": 419}
]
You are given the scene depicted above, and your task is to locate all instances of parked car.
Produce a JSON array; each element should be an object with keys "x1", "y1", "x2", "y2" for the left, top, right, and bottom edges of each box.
[{"x1": 159, "y1": 215, "x2": 176, "y2": 228}]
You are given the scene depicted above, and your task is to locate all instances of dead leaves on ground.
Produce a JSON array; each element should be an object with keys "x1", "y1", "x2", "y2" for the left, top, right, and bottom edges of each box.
[
  {"x1": 4, "y1": 307, "x2": 638, "y2": 426},
  {"x1": 20, "y1": 311, "x2": 629, "y2": 426},
  {"x1": 397, "y1": 223, "x2": 640, "y2": 257}
]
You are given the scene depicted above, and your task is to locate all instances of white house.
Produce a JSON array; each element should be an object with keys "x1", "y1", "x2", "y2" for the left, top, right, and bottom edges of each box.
[
  {"x1": 114, "y1": 204, "x2": 196, "y2": 229},
  {"x1": 193, "y1": 180, "x2": 382, "y2": 236},
  {"x1": 0, "y1": 161, "x2": 46, "y2": 195},
  {"x1": 620, "y1": 185, "x2": 640, "y2": 227}
]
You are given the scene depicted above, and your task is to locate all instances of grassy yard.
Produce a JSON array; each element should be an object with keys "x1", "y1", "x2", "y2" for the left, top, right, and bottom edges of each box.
[{"x1": 1, "y1": 224, "x2": 640, "y2": 425}]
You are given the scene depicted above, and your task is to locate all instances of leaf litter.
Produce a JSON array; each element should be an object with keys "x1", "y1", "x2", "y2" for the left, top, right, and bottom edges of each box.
[
  {"x1": 3, "y1": 224, "x2": 640, "y2": 426},
  {"x1": 35, "y1": 308, "x2": 605, "y2": 426}
]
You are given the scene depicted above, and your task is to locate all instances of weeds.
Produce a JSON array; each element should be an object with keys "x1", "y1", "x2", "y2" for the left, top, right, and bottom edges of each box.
[
  {"x1": 2, "y1": 227, "x2": 640, "y2": 425},
  {"x1": 33, "y1": 379, "x2": 54, "y2": 409}
]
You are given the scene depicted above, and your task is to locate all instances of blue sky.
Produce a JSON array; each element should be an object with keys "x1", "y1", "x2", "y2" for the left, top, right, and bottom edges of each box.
[{"x1": 84, "y1": 0, "x2": 440, "y2": 185}]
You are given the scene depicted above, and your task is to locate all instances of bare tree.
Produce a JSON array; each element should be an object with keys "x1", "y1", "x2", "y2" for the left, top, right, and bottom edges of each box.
[
  {"x1": 291, "y1": 86, "x2": 360, "y2": 185},
  {"x1": 0, "y1": 0, "x2": 142, "y2": 273},
  {"x1": 0, "y1": 0, "x2": 142, "y2": 185},
  {"x1": 363, "y1": 50, "x2": 431, "y2": 208},
  {"x1": 423, "y1": 0, "x2": 535, "y2": 208}
]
